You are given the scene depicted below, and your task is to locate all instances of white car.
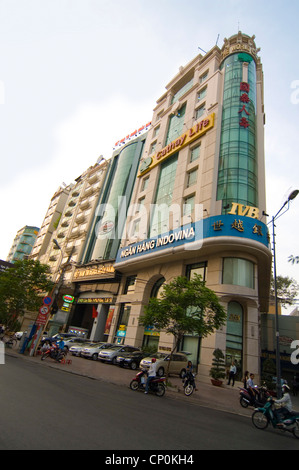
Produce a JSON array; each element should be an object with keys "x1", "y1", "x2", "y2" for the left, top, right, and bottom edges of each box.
[
  {"x1": 81, "y1": 342, "x2": 114, "y2": 361},
  {"x1": 99, "y1": 345, "x2": 140, "y2": 365},
  {"x1": 63, "y1": 337, "x2": 90, "y2": 351},
  {"x1": 69, "y1": 342, "x2": 94, "y2": 357}
]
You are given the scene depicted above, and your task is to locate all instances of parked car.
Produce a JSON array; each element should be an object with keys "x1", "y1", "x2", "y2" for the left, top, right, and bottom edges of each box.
[
  {"x1": 63, "y1": 337, "x2": 90, "y2": 351},
  {"x1": 41, "y1": 333, "x2": 77, "y2": 346},
  {"x1": 116, "y1": 350, "x2": 148, "y2": 370},
  {"x1": 139, "y1": 352, "x2": 189, "y2": 378},
  {"x1": 99, "y1": 345, "x2": 140, "y2": 365},
  {"x1": 81, "y1": 342, "x2": 114, "y2": 361},
  {"x1": 69, "y1": 342, "x2": 95, "y2": 357}
]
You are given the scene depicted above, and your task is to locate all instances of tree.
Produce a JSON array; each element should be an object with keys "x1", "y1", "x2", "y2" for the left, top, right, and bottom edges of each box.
[
  {"x1": 209, "y1": 348, "x2": 226, "y2": 382},
  {"x1": 0, "y1": 259, "x2": 54, "y2": 330},
  {"x1": 270, "y1": 274, "x2": 299, "y2": 307},
  {"x1": 139, "y1": 274, "x2": 226, "y2": 375}
]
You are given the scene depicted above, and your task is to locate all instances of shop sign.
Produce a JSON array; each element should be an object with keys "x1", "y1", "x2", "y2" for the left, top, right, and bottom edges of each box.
[
  {"x1": 138, "y1": 113, "x2": 215, "y2": 176},
  {"x1": 115, "y1": 214, "x2": 269, "y2": 265},
  {"x1": 77, "y1": 297, "x2": 113, "y2": 304},
  {"x1": 73, "y1": 263, "x2": 115, "y2": 281},
  {"x1": 114, "y1": 121, "x2": 151, "y2": 147},
  {"x1": 228, "y1": 202, "x2": 259, "y2": 219}
]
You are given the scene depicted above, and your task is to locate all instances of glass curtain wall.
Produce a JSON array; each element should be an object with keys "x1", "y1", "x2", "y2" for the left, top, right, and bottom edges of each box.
[
  {"x1": 217, "y1": 53, "x2": 257, "y2": 210},
  {"x1": 149, "y1": 154, "x2": 178, "y2": 237}
]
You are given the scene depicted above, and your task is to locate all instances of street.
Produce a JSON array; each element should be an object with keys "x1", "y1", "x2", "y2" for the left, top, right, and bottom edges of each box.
[{"x1": 1, "y1": 355, "x2": 298, "y2": 451}]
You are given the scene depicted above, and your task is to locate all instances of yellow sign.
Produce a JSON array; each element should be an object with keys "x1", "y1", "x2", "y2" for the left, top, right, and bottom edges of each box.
[
  {"x1": 228, "y1": 202, "x2": 259, "y2": 219},
  {"x1": 138, "y1": 113, "x2": 215, "y2": 176}
]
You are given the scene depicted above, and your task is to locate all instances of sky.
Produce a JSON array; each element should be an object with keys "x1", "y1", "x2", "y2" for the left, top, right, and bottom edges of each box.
[{"x1": 0, "y1": 0, "x2": 298, "y2": 312}]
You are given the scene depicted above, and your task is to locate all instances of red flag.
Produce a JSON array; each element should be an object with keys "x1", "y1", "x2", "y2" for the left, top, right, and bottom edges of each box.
[{"x1": 92, "y1": 305, "x2": 98, "y2": 318}]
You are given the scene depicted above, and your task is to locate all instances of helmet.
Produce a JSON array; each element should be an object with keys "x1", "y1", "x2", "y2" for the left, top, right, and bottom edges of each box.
[
  {"x1": 152, "y1": 358, "x2": 156, "y2": 363},
  {"x1": 282, "y1": 383, "x2": 290, "y2": 392}
]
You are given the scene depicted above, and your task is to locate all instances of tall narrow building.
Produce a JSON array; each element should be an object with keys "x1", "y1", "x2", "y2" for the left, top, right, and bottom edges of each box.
[{"x1": 112, "y1": 32, "x2": 271, "y2": 382}]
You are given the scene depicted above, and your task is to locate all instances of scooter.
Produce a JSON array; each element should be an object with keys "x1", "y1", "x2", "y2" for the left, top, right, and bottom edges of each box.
[
  {"x1": 252, "y1": 398, "x2": 299, "y2": 439},
  {"x1": 130, "y1": 370, "x2": 166, "y2": 397},
  {"x1": 41, "y1": 344, "x2": 66, "y2": 362},
  {"x1": 239, "y1": 384, "x2": 270, "y2": 408},
  {"x1": 182, "y1": 372, "x2": 197, "y2": 396}
]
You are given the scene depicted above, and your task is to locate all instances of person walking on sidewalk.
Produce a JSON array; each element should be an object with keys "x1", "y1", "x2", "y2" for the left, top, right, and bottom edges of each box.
[{"x1": 227, "y1": 361, "x2": 237, "y2": 386}]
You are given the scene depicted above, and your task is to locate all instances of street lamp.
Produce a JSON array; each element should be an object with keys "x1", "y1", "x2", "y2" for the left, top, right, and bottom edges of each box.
[{"x1": 269, "y1": 189, "x2": 299, "y2": 399}]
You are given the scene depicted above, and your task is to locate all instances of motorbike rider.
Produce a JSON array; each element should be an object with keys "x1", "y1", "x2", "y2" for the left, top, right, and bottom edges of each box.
[
  {"x1": 183, "y1": 360, "x2": 193, "y2": 387},
  {"x1": 274, "y1": 384, "x2": 293, "y2": 423},
  {"x1": 246, "y1": 373, "x2": 257, "y2": 402},
  {"x1": 145, "y1": 358, "x2": 157, "y2": 394}
]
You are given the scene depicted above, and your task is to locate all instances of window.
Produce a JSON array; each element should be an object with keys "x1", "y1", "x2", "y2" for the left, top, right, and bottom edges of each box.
[
  {"x1": 222, "y1": 258, "x2": 254, "y2": 289},
  {"x1": 183, "y1": 195, "x2": 195, "y2": 217},
  {"x1": 187, "y1": 168, "x2": 198, "y2": 188},
  {"x1": 149, "y1": 155, "x2": 178, "y2": 236},
  {"x1": 171, "y1": 78, "x2": 193, "y2": 104},
  {"x1": 195, "y1": 103, "x2": 206, "y2": 120},
  {"x1": 165, "y1": 103, "x2": 186, "y2": 146},
  {"x1": 199, "y1": 70, "x2": 208, "y2": 84},
  {"x1": 197, "y1": 87, "x2": 207, "y2": 102},
  {"x1": 141, "y1": 176, "x2": 149, "y2": 191},
  {"x1": 186, "y1": 262, "x2": 207, "y2": 281},
  {"x1": 153, "y1": 126, "x2": 160, "y2": 138},
  {"x1": 190, "y1": 144, "x2": 200, "y2": 163},
  {"x1": 124, "y1": 276, "x2": 137, "y2": 294},
  {"x1": 150, "y1": 141, "x2": 157, "y2": 155}
]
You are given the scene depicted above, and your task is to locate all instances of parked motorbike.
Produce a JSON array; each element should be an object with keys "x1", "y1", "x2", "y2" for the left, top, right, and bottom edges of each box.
[
  {"x1": 130, "y1": 370, "x2": 166, "y2": 397},
  {"x1": 41, "y1": 344, "x2": 66, "y2": 363},
  {"x1": 239, "y1": 384, "x2": 270, "y2": 408},
  {"x1": 182, "y1": 372, "x2": 197, "y2": 396},
  {"x1": 252, "y1": 398, "x2": 299, "y2": 439}
]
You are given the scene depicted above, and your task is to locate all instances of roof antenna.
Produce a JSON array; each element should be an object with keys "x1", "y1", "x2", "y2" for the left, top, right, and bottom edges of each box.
[
  {"x1": 198, "y1": 46, "x2": 207, "y2": 54},
  {"x1": 216, "y1": 34, "x2": 220, "y2": 46}
]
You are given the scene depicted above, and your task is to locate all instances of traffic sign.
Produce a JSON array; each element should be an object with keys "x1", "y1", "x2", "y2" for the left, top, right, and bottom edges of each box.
[
  {"x1": 43, "y1": 296, "x2": 52, "y2": 305},
  {"x1": 39, "y1": 305, "x2": 49, "y2": 316}
]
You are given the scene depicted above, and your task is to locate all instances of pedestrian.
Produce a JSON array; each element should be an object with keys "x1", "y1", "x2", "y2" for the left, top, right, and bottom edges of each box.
[{"x1": 227, "y1": 361, "x2": 237, "y2": 386}]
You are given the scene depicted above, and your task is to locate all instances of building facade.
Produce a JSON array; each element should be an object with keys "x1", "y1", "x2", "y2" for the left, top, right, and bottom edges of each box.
[
  {"x1": 67, "y1": 132, "x2": 149, "y2": 341},
  {"x1": 30, "y1": 185, "x2": 72, "y2": 263},
  {"x1": 7, "y1": 225, "x2": 40, "y2": 262},
  {"x1": 109, "y1": 32, "x2": 272, "y2": 383}
]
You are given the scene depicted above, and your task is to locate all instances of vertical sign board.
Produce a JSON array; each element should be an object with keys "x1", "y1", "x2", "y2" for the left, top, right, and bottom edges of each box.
[{"x1": 29, "y1": 297, "x2": 52, "y2": 356}]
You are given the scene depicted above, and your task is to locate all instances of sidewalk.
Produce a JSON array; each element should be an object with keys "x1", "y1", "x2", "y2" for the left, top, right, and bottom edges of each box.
[{"x1": 9, "y1": 347, "x2": 298, "y2": 419}]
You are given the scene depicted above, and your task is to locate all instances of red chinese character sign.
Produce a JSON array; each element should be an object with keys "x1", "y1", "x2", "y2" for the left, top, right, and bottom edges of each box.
[{"x1": 239, "y1": 82, "x2": 250, "y2": 128}]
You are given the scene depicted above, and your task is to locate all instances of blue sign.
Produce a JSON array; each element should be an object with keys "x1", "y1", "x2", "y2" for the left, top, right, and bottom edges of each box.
[
  {"x1": 43, "y1": 296, "x2": 52, "y2": 306},
  {"x1": 115, "y1": 215, "x2": 269, "y2": 264}
]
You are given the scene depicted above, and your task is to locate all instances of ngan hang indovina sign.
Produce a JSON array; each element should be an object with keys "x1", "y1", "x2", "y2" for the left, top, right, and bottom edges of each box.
[{"x1": 139, "y1": 113, "x2": 215, "y2": 176}]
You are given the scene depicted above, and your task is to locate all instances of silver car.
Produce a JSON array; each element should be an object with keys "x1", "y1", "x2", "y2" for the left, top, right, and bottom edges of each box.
[
  {"x1": 99, "y1": 345, "x2": 140, "y2": 365},
  {"x1": 81, "y1": 342, "x2": 114, "y2": 361},
  {"x1": 69, "y1": 342, "x2": 94, "y2": 357},
  {"x1": 140, "y1": 352, "x2": 189, "y2": 378}
]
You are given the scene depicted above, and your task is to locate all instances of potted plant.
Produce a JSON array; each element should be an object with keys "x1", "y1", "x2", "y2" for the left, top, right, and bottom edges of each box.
[{"x1": 209, "y1": 348, "x2": 226, "y2": 386}]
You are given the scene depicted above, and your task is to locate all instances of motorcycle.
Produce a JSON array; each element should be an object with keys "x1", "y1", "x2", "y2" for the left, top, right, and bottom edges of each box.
[
  {"x1": 239, "y1": 384, "x2": 270, "y2": 408},
  {"x1": 130, "y1": 370, "x2": 166, "y2": 397},
  {"x1": 182, "y1": 372, "x2": 197, "y2": 396},
  {"x1": 41, "y1": 344, "x2": 66, "y2": 363},
  {"x1": 252, "y1": 398, "x2": 299, "y2": 439}
]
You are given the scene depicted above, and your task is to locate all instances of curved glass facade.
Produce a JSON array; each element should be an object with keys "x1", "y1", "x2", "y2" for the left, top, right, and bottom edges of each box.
[
  {"x1": 84, "y1": 137, "x2": 145, "y2": 262},
  {"x1": 217, "y1": 53, "x2": 257, "y2": 210}
]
